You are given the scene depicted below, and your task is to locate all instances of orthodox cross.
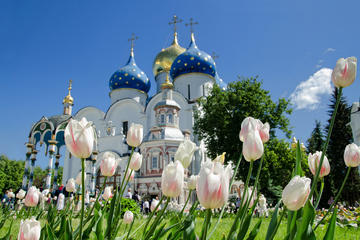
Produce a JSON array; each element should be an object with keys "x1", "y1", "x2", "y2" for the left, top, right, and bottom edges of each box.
[
  {"x1": 211, "y1": 52, "x2": 219, "y2": 60},
  {"x1": 128, "y1": 33, "x2": 139, "y2": 51},
  {"x1": 169, "y1": 15, "x2": 182, "y2": 34},
  {"x1": 185, "y1": 18, "x2": 198, "y2": 33}
]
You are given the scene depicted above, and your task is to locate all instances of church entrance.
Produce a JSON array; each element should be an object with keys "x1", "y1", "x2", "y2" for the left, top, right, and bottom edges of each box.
[{"x1": 96, "y1": 166, "x2": 122, "y2": 191}]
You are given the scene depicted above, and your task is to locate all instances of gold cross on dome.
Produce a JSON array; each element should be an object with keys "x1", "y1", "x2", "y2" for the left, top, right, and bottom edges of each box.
[
  {"x1": 169, "y1": 15, "x2": 182, "y2": 34},
  {"x1": 185, "y1": 18, "x2": 198, "y2": 33},
  {"x1": 128, "y1": 33, "x2": 139, "y2": 51}
]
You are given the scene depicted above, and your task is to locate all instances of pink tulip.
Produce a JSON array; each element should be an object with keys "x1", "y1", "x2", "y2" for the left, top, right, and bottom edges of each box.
[
  {"x1": 308, "y1": 151, "x2": 330, "y2": 178},
  {"x1": 102, "y1": 187, "x2": 112, "y2": 201},
  {"x1": 282, "y1": 176, "x2": 311, "y2": 211},
  {"x1": 242, "y1": 130, "x2": 264, "y2": 162},
  {"x1": 187, "y1": 175, "x2": 198, "y2": 190},
  {"x1": 161, "y1": 161, "x2": 184, "y2": 198},
  {"x1": 100, "y1": 152, "x2": 118, "y2": 177},
  {"x1": 64, "y1": 118, "x2": 95, "y2": 159},
  {"x1": 18, "y1": 217, "x2": 41, "y2": 240},
  {"x1": 344, "y1": 143, "x2": 360, "y2": 167},
  {"x1": 126, "y1": 123, "x2": 143, "y2": 147},
  {"x1": 239, "y1": 117, "x2": 270, "y2": 143},
  {"x1": 123, "y1": 211, "x2": 134, "y2": 224},
  {"x1": 24, "y1": 187, "x2": 39, "y2": 207},
  {"x1": 196, "y1": 160, "x2": 232, "y2": 209},
  {"x1": 125, "y1": 169, "x2": 134, "y2": 181},
  {"x1": 129, "y1": 152, "x2": 142, "y2": 171},
  {"x1": 331, "y1": 57, "x2": 357, "y2": 88}
]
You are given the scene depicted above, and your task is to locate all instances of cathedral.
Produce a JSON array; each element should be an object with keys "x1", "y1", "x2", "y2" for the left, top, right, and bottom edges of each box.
[{"x1": 22, "y1": 17, "x2": 226, "y2": 200}]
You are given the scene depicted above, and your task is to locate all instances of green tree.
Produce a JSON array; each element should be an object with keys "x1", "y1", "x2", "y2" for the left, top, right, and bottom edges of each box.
[
  {"x1": 325, "y1": 88, "x2": 360, "y2": 206},
  {"x1": 306, "y1": 120, "x2": 324, "y2": 154},
  {"x1": 194, "y1": 77, "x2": 292, "y2": 180},
  {"x1": 0, "y1": 155, "x2": 25, "y2": 194}
]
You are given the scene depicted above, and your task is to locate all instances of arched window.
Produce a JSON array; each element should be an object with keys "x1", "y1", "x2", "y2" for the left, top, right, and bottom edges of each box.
[
  {"x1": 168, "y1": 114, "x2": 173, "y2": 124},
  {"x1": 152, "y1": 156, "x2": 158, "y2": 169},
  {"x1": 161, "y1": 115, "x2": 165, "y2": 124}
]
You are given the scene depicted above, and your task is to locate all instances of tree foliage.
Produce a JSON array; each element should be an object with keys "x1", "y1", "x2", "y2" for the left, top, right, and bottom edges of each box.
[
  {"x1": 325, "y1": 89, "x2": 360, "y2": 206},
  {"x1": 0, "y1": 155, "x2": 24, "y2": 194},
  {"x1": 306, "y1": 120, "x2": 324, "y2": 154},
  {"x1": 194, "y1": 77, "x2": 293, "y2": 184}
]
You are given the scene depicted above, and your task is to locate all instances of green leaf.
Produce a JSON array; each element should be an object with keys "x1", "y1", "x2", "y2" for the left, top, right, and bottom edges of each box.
[
  {"x1": 96, "y1": 212, "x2": 105, "y2": 240},
  {"x1": 294, "y1": 141, "x2": 303, "y2": 177},
  {"x1": 0, "y1": 219, "x2": 13, "y2": 240},
  {"x1": 323, "y1": 207, "x2": 338, "y2": 240},
  {"x1": 46, "y1": 224, "x2": 58, "y2": 240},
  {"x1": 294, "y1": 201, "x2": 316, "y2": 240},
  {"x1": 246, "y1": 218, "x2": 262, "y2": 240},
  {"x1": 265, "y1": 200, "x2": 281, "y2": 240}
]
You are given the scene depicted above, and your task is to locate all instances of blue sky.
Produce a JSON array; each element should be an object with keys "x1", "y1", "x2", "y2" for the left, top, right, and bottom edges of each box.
[{"x1": 1, "y1": 0, "x2": 360, "y2": 168}]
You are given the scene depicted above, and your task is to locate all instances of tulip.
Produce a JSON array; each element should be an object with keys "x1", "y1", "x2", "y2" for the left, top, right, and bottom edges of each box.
[
  {"x1": 102, "y1": 186, "x2": 112, "y2": 201},
  {"x1": 100, "y1": 152, "x2": 118, "y2": 177},
  {"x1": 125, "y1": 169, "x2": 135, "y2": 181},
  {"x1": 242, "y1": 130, "x2": 264, "y2": 162},
  {"x1": 344, "y1": 143, "x2": 360, "y2": 167},
  {"x1": 196, "y1": 159, "x2": 232, "y2": 209},
  {"x1": 24, "y1": 186, "x2": 39, "y2": 207},
  {"x1": 175, "y1": 139, "x2": 198, "y2": 168},
  {"x1": 308, "y1": 151, "x2": 330, "y2": 178},
  {"x1": 258, "y1": 121, "x2": 270, "y2": 143},
  {"x1": 188, "y1": 175, "x2": 198, "y2": 190},
  {"x1": 282, "y1": 175, "x2": 311, "y2": 211},
  {"x1": 151, "y1": 199, "x2": 161, "y2": 212},
  {"x1": 56, "y1": 194, "x2": 65, "y2": 210},
  {"x1": 66, "y1": 178, "x2": 76, "y2": 193},
  {"x1": 126, "y1": 123, "x2": 143, "y2": 147},
  {"x1": 213, "y1": 152, "x2": 226, "y2": 164},
  {"x1": 123, "y1": 211, "x2": 134, "y2": 224},
  {"x1": 76, "y1": 171, "x2": 86, "y2": 185},
  {"x1": 8, "y1": 191, "x2": 15, "y2": 198},
  {"x1": 161, "y1": 161, "x2": 184, "y2": 197},
  {"x1": 129, "y1": 152, "x2": 142, "y2": 171},
  {"x1": 259, "y1": 194, "x2": 267, "y2": 207},
  {"x1": 239, "y1": 117, "x2": 270, "y2": 143},
  {"x1": 18, "y1": 217, "x2": 41, "y2": 240},
  {"x1": 16, "y1": 189, "x2": 26, "y2": 200},
  {"x1": 64, "y1": 117, "x2": 95, "y2": 159},
  {"x1": 331, "y1": 57, "x2": 357, "y2": 88}
]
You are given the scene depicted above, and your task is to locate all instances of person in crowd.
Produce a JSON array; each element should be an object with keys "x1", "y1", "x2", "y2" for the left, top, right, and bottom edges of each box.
[
  {"x1": 126, "y1": 188, "x2": 132, "y2": 199},
  {"x1": 143, "y1": 199, "x2": 150, "y2": 214}
]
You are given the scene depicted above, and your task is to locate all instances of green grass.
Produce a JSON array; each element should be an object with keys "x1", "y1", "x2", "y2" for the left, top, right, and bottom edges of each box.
[{"x1": 1, "y1": 216, "x2": 359, "y2": 239}]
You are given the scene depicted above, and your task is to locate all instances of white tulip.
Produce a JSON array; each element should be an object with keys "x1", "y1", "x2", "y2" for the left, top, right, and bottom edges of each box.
[
  {"x1": 129, "y1": 152, "x2": 142, "y2": 171},
  {"x1": 18, "y1": 217, "x2": 41, "y2": 240},
  {"x1": 16, "y1": 189, "x2": 26, "y2": 200},
  {"x1": 100, "y1": 152, "x2": 118, "y2": 177},
  {"x1": 126, "y1": 123, "x2": 143, "y2": 147},
  {"x1": 344, "y1": 143, "x2": 360, "y2": 167},
  {"x1": 331, "y1": 57, "x2": 357, "y2": 88},
  {"x1": 123, "y1": 211, "x2": 134, "y2": 224},
  {"x1": 187, "y1": 175, "x2": 198, "y2": 190},
  {"x1": 308, "y1": 151, "x2": 330, "y2": 178},
  {"x1": 175, "y1": 139, "x2": 198, "y2": 168},
  {"x1": 282, "y1": 176, "x2": 311, "y2": 211},
  {"x1": 103, "y1": 186, "x2": 112, "y2": 201},
  {"x1": 66, "y1": 178, "x2": 76, "y2": 193},
  {"x1": 161, "y1": 161, "x2": 184, "y2": 198}
]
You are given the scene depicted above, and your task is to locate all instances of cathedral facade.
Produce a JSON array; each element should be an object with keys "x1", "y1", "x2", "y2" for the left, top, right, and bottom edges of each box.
[{"x1": 54, "y1": 19, "x2": 225, "y2": 199}]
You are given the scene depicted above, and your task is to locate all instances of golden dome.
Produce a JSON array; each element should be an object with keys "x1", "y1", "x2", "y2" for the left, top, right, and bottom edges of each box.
[
  {"x1": 63, "y1": 79, "x2": 74, "y2": 105},
  {"x1": 152, "y1": 33, "x2": 185, "y2": 77},
  {"x1": 161, "y1": 73, "x2": 174, "y2": 90}
]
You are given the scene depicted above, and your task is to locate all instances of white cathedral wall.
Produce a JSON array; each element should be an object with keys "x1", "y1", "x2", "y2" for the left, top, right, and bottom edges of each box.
[
  {"x1": 109, "y1": 88, "x2": 147, "y2": 106},
  {"x1": 173, "y1": 73, "x2": 214, "y2": 100}
]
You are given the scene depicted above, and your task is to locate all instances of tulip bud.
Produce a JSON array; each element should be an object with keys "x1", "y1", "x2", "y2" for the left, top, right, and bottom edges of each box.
[
  {"x1": 258, "y1": 121, "x2": 270, "y2": 143},
  {"x1": 175, "y1": 139, "x2": 198, "y2": 168},
  {"x1": 188, "y1": 175, "x2": 198, "y2": 190},
  {"x1": 64, "y1": 118, "x2": 95, "y2": 159},
  {"x1": 282, "y1": 175, "x2": 311, "y2": 211},
  {"x1": 24, "y1": 187, "x2": 39, "y2": 207},
  {"x1": 66, "y1": 178, "x2": 76, "y2": 193},
  {"x1": 123, "y1": 211, "x2": 134, "y2": 224},
  {"x1": 16, "y1": 189, "x2": 26, "y2": 200},
  {"x1": 151, "y1": 199, "x2": 161, "y2": 212},
  {"x1": 126, "y1": 123, "x2": 143, "y2": 147},
  {"x1": 129, "y1": 152, "x2": 142, "y2": 171},
  {"x1": 161, "y1": 161, "x2": 184, "y2": 197},
  {"x1": 242, "y1": 130, "x2": 264, "y2": 162},
  {"x1": 197, "y1": 160, "x2": 232, "y2": 209},
  {"x1": 213, "y1": 152, "x2": 226, "y2": 164},
  {"x1": 18, "y1": 217, "x2": 41, "y2": 240},
  {"x1": 308, "y1": 151, "x2": 330, "y2": 178},
  {"x1": 331, "y1": 57, "x2": 357, "y2": 88},
  {"x1": 102, "y1": 186, "x2": 112, "y2": 201},
  {"x1": 100, "y1": 152, "x2": 118, "y2": 177},
  {"x1": 75, "y1": 171, "x2": 86, "y2": 185},
  {"x1": 344, "y1": 143, "x2": 360, "y2": 167},
  {"x1": 125, "y1": 169, "x2": 135, "y2": 181}
]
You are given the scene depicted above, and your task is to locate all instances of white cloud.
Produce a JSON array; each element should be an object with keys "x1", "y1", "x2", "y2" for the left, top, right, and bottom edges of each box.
[
  {"x1": 323, "y1": 48, "x2": 336, "y2": 54},
  {"x1": 290, "y1": 68, "x2": 333, "y2": 110}
]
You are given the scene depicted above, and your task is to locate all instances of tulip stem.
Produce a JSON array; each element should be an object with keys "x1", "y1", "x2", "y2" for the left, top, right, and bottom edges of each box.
[
  {"x1": 314, "y1": 179, "x2": 324, "y2": 209},
  {"x1": 144, "y1": 197, "x2": 170, "y2": 240},
  {"x1": 314, "y1": 166, "x2": 351, "y2": 230},
  {"x1": 269, "y1": 206, "x2": 286, "y2": 240},
  {"x1": 200, "y1": 209, "x2": 212, "y2": 240},
  {"x1": 125, "y1": 216, "x2": 135, "y2": 240},
  {"x1": 142, "y1": 195, "x2": 165, "y2": 238},
  {"x1": 309, "y1": 87, "x2": 342, "y2": 201},
  {"x1": 179, "y1": 189, "x2": 192, "y2": 217},
  {"x1": 79, "y1": 158, "x2": 85, "y2": 240},
  {"x1": 208, "y1": 153, "x2": 243, "y2": 239},
  {"x1": 85, "y1": 176, "x2": 107, "y2": 222}
]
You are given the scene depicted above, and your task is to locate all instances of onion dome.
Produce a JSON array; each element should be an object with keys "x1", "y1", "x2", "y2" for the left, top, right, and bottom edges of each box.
[
  {"x1": 170, "y1": 33, "x2": 216, "y2": 81},
  {"x1": 109, "y1": 48, "x2": 150, "y2": 93},
  {"x1": 63, "y1": 79, "x2": 74, "y2": 105},
  {"x1": 215, "y1": 72, "x2": 227, "y2": 90},
  {"x1": 152, "y1": 33, "x2": 185, "y2": 77}
]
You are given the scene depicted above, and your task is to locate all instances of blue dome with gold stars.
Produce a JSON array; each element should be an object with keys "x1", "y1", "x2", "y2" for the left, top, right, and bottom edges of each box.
[
  {"x1": 109, "y1": 51, "x2": 150, "y2": 93},
  {"x1": 170, "y1": 34, "x2": 216, "y2": 81}
]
